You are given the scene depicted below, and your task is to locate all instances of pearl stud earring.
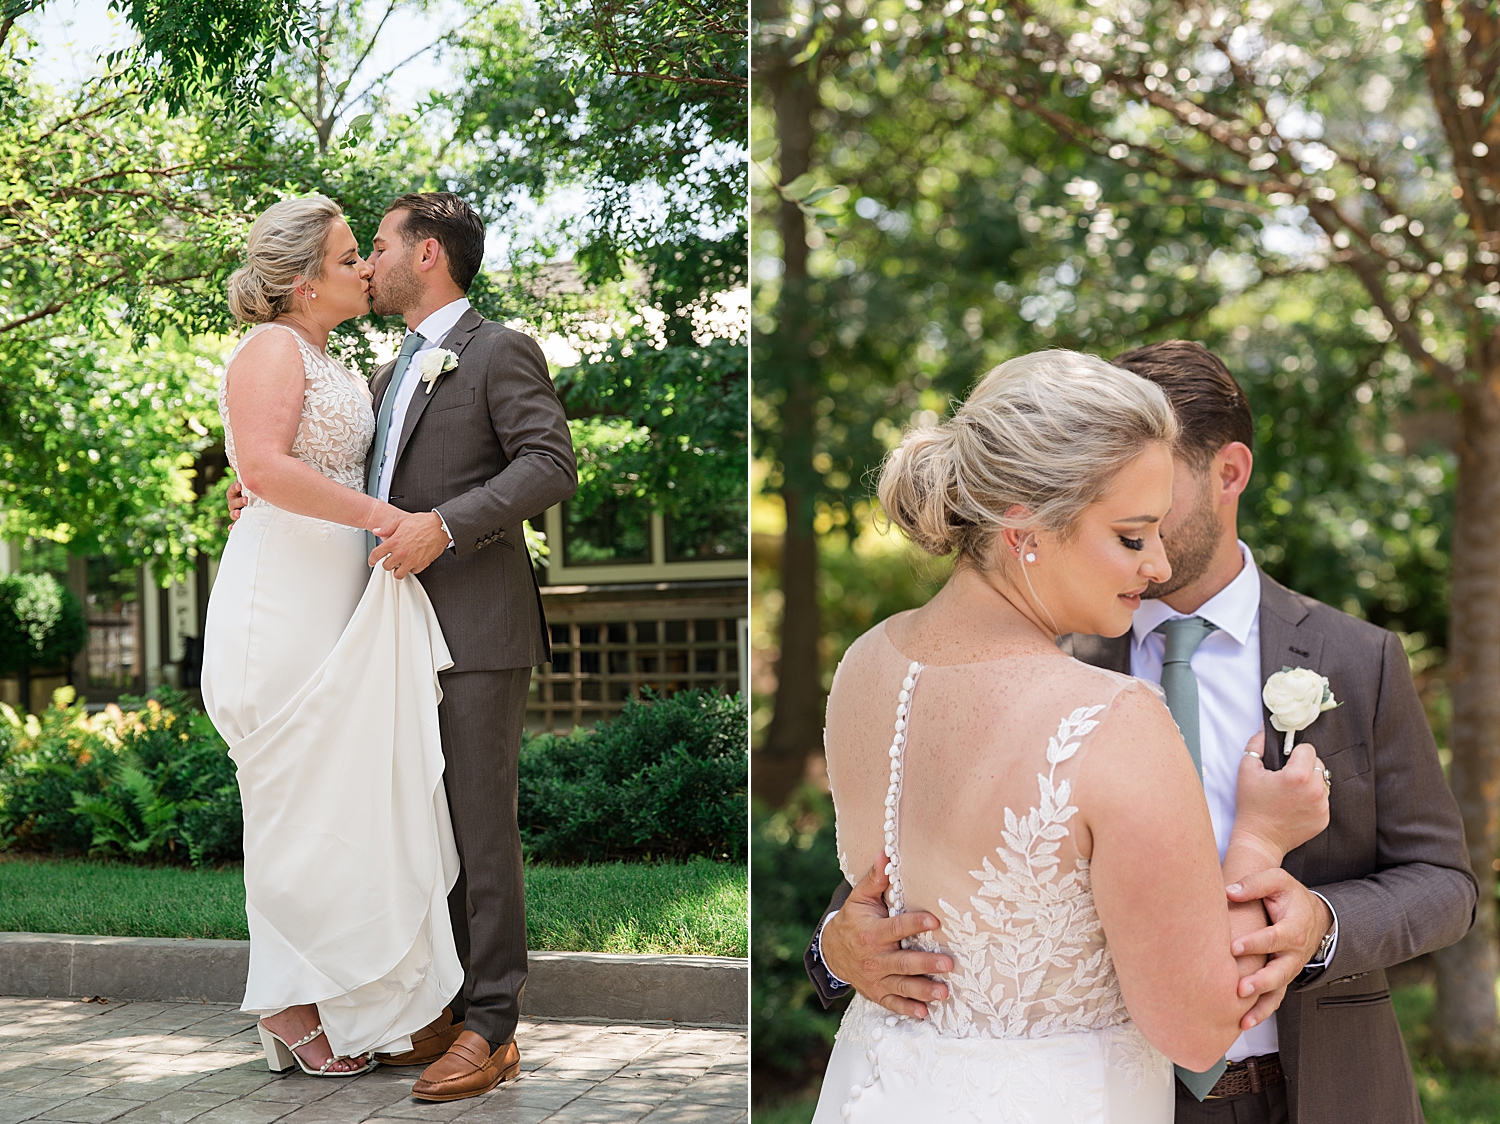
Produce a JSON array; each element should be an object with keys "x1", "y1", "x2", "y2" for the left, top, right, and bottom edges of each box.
[{"x1": 1025, "y1": 552, "x2": 1037, "y2": 563}]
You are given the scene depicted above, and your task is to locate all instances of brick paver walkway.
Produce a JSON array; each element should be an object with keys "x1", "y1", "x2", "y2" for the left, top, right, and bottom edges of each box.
[{"x1": 0, "y1": 998, "x2": 746, "y2": 1124}]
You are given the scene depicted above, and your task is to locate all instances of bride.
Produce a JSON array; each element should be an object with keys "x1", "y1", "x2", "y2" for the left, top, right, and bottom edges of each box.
[
  {"x1": 813, "y1": 351, "x2": 1329, "y2": 1123},
  {"x1": 202, "y1": 195, "x2": 463, "y2": 1076}
]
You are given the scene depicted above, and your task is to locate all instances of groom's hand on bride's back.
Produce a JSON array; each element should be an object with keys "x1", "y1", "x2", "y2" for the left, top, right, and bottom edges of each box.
[{"x1": 821, "y1": 854, "x2": 953, "y2": 1019}]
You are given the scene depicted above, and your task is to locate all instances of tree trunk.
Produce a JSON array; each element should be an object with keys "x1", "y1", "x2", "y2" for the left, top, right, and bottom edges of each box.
[
  {"x1": 754, "y1": 37, "x2": 824, "y2": 807},
  {"x1": 1433, "y1": 378, "x2": 1500, "y2": 1068}
]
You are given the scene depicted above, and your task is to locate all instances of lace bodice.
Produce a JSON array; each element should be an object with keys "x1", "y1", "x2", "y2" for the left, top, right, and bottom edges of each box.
[
  {"x1": 220, "y1": 323, "x2": 376, "y2": 504},
  {"x1": 826, "y1": 619, "x2": 1154, "y2": 1043}
]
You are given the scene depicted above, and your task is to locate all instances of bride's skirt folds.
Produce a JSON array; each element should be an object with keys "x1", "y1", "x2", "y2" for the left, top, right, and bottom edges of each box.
[
  {"x1": 202, "y1": 504, "x2": 463, "y2": 1057},
  {"x1": 813, "y1": 996, "x2": 1175, "y2": 1124}
]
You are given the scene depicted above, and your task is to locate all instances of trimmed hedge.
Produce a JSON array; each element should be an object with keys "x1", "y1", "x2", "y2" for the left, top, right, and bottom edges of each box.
[
  {"x1": 0, "y1": 685, "x2": 747, "y2": 868},
  {"x1": 519, "y1": 689, "x2": 747, "y2": 864}
]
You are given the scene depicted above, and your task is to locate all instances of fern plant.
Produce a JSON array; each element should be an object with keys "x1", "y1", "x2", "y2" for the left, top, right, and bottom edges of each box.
[{"x1": 70, "y1": 758, "x2": 203, "y2": 860}]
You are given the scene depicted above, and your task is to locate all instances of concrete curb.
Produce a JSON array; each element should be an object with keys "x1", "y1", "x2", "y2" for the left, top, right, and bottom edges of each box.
[{"x1": 0, "y1": 933, "x2": 747, "y2": 1026}]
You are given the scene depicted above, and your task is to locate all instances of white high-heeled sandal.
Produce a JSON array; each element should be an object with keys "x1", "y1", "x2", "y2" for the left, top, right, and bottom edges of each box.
[{"x1": 258, "y1": 1020, "x2": 376, "y2": 1077}]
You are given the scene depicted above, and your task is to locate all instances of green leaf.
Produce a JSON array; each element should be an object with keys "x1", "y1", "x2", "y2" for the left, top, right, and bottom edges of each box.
[
  {"x1": 346, "y1": 113, "x2": 374, "y2": 132},
  {"x1": 751, "y1": 137, "x2": 778, "y2": 162},
  {"x1": 782, "y1": 173, "x2": 819, "y2": 201}
]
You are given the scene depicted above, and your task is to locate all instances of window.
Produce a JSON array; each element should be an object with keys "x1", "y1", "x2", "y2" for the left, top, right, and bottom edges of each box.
[
  {"x1": 560, "y1": 496, "x2": 652, "y2": 567},
  {"x1": 542, "y1": 501, "x2": 747, "y2": 583},
  {"x1": 85, "y1": 558, "x2": 140, "y2": 693},
  {"x1": 665, "y1": 495, "x2": 748, "y2": 562}
]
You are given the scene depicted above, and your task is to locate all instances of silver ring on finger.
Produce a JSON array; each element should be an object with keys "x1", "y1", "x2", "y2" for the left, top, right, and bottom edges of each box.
[{"x1": 1322, "y1": 767, "x2": 1332, "y2": 792}]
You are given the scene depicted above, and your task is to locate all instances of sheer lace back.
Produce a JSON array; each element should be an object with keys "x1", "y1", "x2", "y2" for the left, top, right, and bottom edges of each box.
[
  {"x1": 220, "y1": 322, "x2": 376, "y2": 505},
  {"x1": 826, "y1": 618, "x2": 1154, "y2": 1042}
]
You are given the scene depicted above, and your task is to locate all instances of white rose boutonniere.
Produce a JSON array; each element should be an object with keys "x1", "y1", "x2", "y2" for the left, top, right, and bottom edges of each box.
[
  {"x1": 1262, "y1": 666, "x2": 1340, "y2": 754},
  {"x1": 416, "y1": 347, "x2": 459, "y2": 394}
]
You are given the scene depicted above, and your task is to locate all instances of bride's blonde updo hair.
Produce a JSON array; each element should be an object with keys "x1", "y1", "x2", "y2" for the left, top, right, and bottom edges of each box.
[
  {"x1": 879, "y1": 349, "x2": 1178, "y2": 563},
  {"x1": 226, "y1": 195, "x2": 345, "y2": 324}
]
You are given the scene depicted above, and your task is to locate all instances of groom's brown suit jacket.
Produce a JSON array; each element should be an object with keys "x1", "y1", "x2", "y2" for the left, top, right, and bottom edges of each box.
[
  {"x1": 366, "y1": 307, "x2": 577, "y2": 670},
  {"x1": 805, "y1": 567, "x2": 1475, "y2": 1124}
]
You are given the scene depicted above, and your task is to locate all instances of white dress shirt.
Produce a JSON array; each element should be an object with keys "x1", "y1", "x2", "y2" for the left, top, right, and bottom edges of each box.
[
  {"x1": 374, "y1": 297, "x2": 470, "y2": 502},
  {"x1": 1132, "y1": 540, "x2": 1335, "y2": 1062}
]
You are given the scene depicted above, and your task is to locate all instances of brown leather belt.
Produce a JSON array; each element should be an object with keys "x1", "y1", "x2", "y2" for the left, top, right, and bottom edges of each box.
[{"x1": 1203, "y1": 1053, "x2": 1284, "y2": 1099}]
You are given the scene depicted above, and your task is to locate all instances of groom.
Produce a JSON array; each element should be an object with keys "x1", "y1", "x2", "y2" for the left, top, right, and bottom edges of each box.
[
  {"x1": 803, "y1": 341, "x2": 1475, "y2": 1124},
  {"x1": 229, "y1": 192, "x2": 577, "y2": 1100}
]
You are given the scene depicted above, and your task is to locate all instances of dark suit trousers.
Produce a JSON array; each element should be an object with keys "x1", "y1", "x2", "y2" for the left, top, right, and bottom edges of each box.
[
  {"x1": 1176, "y1": 1082, "x2": 1289, "y2": 1124},
  {"x1": 438, "y1": 666, "x2": 531, "y2": 1046}
]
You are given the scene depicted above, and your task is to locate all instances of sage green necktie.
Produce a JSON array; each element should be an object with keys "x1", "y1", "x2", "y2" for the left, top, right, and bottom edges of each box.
[
  {"x1": 1154, "y1": 614, "x2": 1229, "y2": 1100},
  {"x1": 364, "y1": 332, "x2": 425, "y2": 557},
  {"x1": 1155, "y1": 616, "x2": 1218, "y2": 780}
]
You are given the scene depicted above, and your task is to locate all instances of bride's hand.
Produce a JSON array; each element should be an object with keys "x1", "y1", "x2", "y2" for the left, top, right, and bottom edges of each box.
[{"x1": 1231, "y1": 736, "x2": 1330, "y2": 866}]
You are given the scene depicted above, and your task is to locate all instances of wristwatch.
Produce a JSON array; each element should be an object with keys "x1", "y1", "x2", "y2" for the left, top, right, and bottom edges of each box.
[{"x1": 1311, "y1": 924, "x2": 1336, "y2": 967}]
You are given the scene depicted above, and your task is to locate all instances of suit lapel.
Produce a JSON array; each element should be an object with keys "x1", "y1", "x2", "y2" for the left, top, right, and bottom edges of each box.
[
  {"x1": 1256, "y1": 567, "x2": 1323, "y2": 884},
  {"x1": 392, "y1": 307, "x2": 485, "y2": 471},
  {"x1": 1255, "y1": 567, "x2": 1320, "y2": 769},
  {"x1": 364, "y1": 359, "x2": 397, "y2": 476}
]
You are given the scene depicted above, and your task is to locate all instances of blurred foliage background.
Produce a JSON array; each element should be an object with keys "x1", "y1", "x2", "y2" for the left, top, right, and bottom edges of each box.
[{"x1": 749, "y1": 0, "x2": 1498, "y2": 1114}]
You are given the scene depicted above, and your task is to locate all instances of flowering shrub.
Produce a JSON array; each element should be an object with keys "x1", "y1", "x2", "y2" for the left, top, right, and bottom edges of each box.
[{"x1": 0, "y1": 686, "x2": 239, "y2": 867}]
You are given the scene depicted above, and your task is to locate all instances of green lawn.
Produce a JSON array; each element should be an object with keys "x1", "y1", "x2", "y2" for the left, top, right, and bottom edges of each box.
[
  {"x1": 751, "y1": 983, "x2": 1500, "y2": 1123},
  {"x1": 0, "y1": 854, "x2": 746, "y2": 957}
]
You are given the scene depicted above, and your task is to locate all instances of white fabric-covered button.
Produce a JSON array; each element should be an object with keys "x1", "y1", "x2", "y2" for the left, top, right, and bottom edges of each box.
[
  {"x1": 898, "y1": 689, "x2": 910, "y2": 703},
  {"x1": 901, "y1": 677, "x2": 914, "y2": 691}
]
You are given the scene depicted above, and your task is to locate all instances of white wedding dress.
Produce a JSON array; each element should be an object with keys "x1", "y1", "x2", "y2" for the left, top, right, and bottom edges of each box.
[
  {"x1": 814, "y1": 620, "x2": 1174, "y2": 1124},
  {"x1": 201, "y1": 322, "x2": 464, "y2": 1058}
]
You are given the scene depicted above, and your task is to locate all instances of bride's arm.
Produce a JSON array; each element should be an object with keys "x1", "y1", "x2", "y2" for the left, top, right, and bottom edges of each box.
[
  {"x1": 226, "y1": 329, "x2": 406, "y2": 533},
  {"x1": 1074, "y1": 686, "x2": 1257, "y2": 1071},
  {"x1": 1220, "y1": 737, "x2": 1332, "y2": 977}
]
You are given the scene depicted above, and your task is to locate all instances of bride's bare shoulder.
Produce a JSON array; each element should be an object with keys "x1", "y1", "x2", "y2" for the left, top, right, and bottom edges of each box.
[
  {"x1": 830, "y1": 617, "x2": 904, "y2": 683},
  {"x1": 1074, "y1": 676, "x2": 1191, "y2": 780},
  {"x1": 225, "y1": 324, "x2": 306, "y2": 384}
]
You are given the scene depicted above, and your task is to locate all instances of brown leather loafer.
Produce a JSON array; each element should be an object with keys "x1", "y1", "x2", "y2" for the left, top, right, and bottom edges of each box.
[
  {"x1": 410, "y1": 1030, "x2": 520, "y2": 1102},
  {"x1": 375, "y1": 1008, "x2": 466, "y2": 1066}
]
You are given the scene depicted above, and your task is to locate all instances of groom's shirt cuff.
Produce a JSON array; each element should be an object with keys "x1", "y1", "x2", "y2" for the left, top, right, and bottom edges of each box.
[
  {"x1": 433, "y1": 511, "x2": 455, "y2": 550},
  {"x1": 813, "y1": 911, "x2": 851, "y2": 991},
  {"x1": 1301, "y1": 890, "x2": 1340, "y2": 977}
]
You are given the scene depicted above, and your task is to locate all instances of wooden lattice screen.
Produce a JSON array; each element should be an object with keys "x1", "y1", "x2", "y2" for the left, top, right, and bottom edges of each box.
[{"x1": 528, "y1": 583, "x2": 746, "y2": 732}]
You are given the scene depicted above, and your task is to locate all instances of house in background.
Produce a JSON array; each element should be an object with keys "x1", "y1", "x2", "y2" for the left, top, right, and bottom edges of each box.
[{"x1": 4, "y1": 499, "x2": 748, "y2": 733}]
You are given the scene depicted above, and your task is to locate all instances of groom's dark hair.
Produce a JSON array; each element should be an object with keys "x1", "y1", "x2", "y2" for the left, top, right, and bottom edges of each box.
[
  {"x1": 1110, "y1": 340, "x2": 1254, "y2": 469},
  {"x1": 385, "y1": 192, "x2": 485, "y2": 292}
]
